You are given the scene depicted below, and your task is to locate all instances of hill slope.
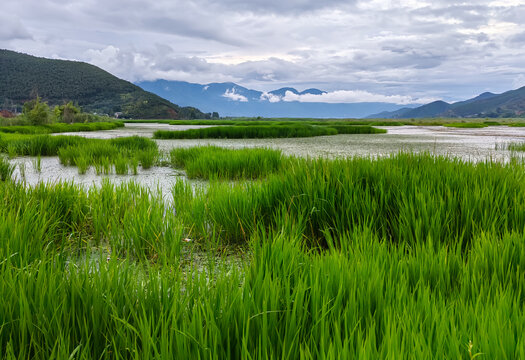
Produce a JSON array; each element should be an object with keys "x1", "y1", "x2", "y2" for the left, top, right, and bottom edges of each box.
[
  {"x1": 0, "y1": 49, "x2": 209, "y2": 119},
  {"x1": 369, "y1": 87, "x2": 525, "y2": 118}
]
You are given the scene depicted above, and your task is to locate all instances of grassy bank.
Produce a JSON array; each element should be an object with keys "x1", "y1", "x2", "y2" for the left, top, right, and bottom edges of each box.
[
  {"x1": 1, "y1": 153, "x2": 525, "y2": 358},
  {"x1": 58, "y1": 137, "x2": 158, "y2": 175},
  {"x1": 170, "y1": 145, "x2": 285, "y2": 179}
]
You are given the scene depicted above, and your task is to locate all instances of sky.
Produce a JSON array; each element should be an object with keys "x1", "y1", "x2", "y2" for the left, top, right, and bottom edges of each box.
[{"x1": 2, "y1": 0, "x2": 525, "y2": 104}]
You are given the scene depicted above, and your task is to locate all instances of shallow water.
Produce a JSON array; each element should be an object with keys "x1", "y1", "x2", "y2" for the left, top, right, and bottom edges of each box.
[
  {"x1": 12, "y1": 123, "x2": 525, "y2": 196},
  {"x1": 58, "y1": 123, "x2": 525, "y2": 161},
  {"x1": 10, "y1": 157, "x2": 203, "y2": 202}
]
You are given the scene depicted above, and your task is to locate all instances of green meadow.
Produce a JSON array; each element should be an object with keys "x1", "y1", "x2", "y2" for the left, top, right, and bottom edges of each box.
[{"x1": 1, "y1": 143, "x2": 524, "y2": 358}]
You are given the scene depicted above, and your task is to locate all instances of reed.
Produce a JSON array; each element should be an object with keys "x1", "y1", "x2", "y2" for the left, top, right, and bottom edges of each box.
[{"x1": 444, "y1": 122, "x2": 488, "y2": 128}]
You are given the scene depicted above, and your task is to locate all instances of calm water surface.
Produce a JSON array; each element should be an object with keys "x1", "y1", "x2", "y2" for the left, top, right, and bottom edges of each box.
[{"x1": 12, "y1": 123, "x2": 525, "y2": 196}]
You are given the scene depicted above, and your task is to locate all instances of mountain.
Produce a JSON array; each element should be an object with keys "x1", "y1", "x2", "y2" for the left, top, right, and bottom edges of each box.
[
  {"x1": 137, "y1": 80, "x2": 412, "y2": 118},
  {"x1": 368, "y1": 87, "x2": 525, "y2": 118},
  {"x1": 0, "y1": 49, "x2": 210, "y2": 119}
]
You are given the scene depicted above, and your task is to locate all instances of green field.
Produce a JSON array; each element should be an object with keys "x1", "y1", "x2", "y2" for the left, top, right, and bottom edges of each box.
[{"x1": 1, "y1": 147, "x2": 524, "y2": 358}]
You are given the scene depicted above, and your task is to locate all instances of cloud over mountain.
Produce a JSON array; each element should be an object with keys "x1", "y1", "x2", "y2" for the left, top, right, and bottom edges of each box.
[{"x1": 2, "y1": 0, "x2": 525, "y2": 102}]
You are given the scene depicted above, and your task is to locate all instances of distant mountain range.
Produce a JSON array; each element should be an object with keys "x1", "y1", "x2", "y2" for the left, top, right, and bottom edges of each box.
[
  {"x1": 136, "y1": 80, "x2": 413, "y2": 118},
  {"x1": 368, "y1": 88, "x2": 525, "y2": 119},
  {"x1": 0, "y1": 50, "x2": 210, "y2": 119}
]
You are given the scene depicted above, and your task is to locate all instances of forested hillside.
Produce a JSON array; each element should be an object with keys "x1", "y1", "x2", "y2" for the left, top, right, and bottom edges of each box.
[{"x1": 0, "y1": 50, "x2": 210, "y2": 119}]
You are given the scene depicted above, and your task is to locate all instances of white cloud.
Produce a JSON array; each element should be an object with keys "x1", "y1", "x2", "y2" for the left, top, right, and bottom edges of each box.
[
  {"x1": 281, "y1": 90, "x2": 436, "y2": 105},
  {"x1": 0, "y1": 16, "x2": 32, "y2": 41},
  {"x1": 222, "y1": 88, "x2": 248, "y2": 102},
  {"x1": 260, "y1": 92, "x2": 281, "y2": 103},
  {"x1": 2, "y1": 0, "x2": 525, "y2": 101},
  {"x1": 513, "y1": 74, "x2": 525, "y2": 89}
]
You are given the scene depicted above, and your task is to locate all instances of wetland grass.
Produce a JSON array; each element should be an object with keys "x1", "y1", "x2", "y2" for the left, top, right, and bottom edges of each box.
[
  {"x1": 0, "y1": 134, "x2": 159, "y2": 175},
  {"x1": 2, "y1": 152, "x2": 525, "y2": 358},
  {"x1": 174, "y1": 152, "x2": 525, "y2": 246},
  {"x1": 170, "y1": 145, "x2": 284, "y2": 179},
  {"x1": 0, "y1": 155, "x2": 14, "y2": 181},
  {"x1": 444, "y1": 122, "x2": 488, "y2": 128},
  {"x1": 155, "y1": 124, "x2": 338, "y2": 139},
  {"x1": 0, "y1": 121, "x2": 123, "y2": 135}
]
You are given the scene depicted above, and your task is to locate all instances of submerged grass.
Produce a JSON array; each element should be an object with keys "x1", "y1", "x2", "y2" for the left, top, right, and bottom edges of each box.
[
  {"x1": 2, "y1": 152, "x2": 525, "y2": 358},
  {"x1": 507, "y1": 142, "x2": 525, "y2": 151},
  {"x1": 170, "y1": 145, "x2": 285, "y2": 179}
]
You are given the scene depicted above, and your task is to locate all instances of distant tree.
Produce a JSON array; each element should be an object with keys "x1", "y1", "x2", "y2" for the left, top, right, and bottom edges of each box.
[
  {"x1": 23, "y1": 97, "x2": 50, "y2": 125},
  {"x1": 212, "y1": 112, "x2": 220, "y2": 119},
  {"x1": 54, "y1": 101, "x2": 81, "y2": 123}
]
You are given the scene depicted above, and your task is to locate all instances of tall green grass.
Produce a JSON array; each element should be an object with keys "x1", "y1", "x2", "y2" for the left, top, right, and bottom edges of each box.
[
  {"x1": 2, "y1": 153, "x2": 525, "y2": 358},
  {"x1": 0, "y1": 155, "x2": 14, "y2": 181},
  {"x1": 507, "y1": 142, "x2": 525, "y2": 151},
  {"x1": 0, "y1": 134, "x2": 159, "y2": 174},
  {"x1": 174, "y1": 153, "x2": 525, "y2": 246},
  {"x1": 170, "y1": 146, "x2": 284, "y2": 179},
  {"x1": 155, "y1": 124, "x2": 338, "y2": 139}
]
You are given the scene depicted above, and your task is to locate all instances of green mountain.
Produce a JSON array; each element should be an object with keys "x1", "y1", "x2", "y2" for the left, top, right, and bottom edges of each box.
[
  {"x1": 0, "y1": 49, "x2": 210, "y2": 119},
  {"x1": 368, "y1": 87, "x2": 525, "y2": 119}
]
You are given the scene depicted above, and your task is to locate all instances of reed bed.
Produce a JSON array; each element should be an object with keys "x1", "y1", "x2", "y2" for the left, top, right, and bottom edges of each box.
[
  {"x1": 0, "y1": 134, "x2": 158, "y2": 174},
  {"x1": 174, "y1": 152, "x2": 525, "y2": 246},
  {"x1": 444, "y1": 122, "x2": 488, "y2": 128},
  {"x1": 170, "y1": 145, "x2": 284, "y2": 179},
  {"x1": 155, "y1": 124, "x2": 338, "y2": 139},
  {"x1": 57, "y1": 136, "x2": 159, "y2": 174},
  {"x1": 1, "y1": 152, "x2": 525, "y2": 358}
]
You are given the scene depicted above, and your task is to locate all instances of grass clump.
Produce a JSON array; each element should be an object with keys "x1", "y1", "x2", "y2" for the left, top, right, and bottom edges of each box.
[
  {"x1": 57, "y1": 136, "x2": 158, "y2": 175},
  {"x1": 2, "y1": 152, "x2": 525, "y2": 357},
  {"x1": 175, "y1": 152, "x2": 525, "y2": 246},
  {"x1": 170, "y1": 145, "x2": 284, "y2": 179},
  {"x1": 155, "y1": 124, "x2": 338, "y2": 139},
  {"x1": 444, "y1": 122, "x2": 488, "y2": 128},
  {"x1": 0, "y1": 134, "x2": 158, "y2": 175},
  {"x1": 0, "y1": 155, "x2": 14, "y2": 181}
]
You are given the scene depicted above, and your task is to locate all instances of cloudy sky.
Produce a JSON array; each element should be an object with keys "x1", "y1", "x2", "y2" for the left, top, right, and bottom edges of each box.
[{"x1": 2, "y1": 0, "x2": 525, "y2": 104}]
